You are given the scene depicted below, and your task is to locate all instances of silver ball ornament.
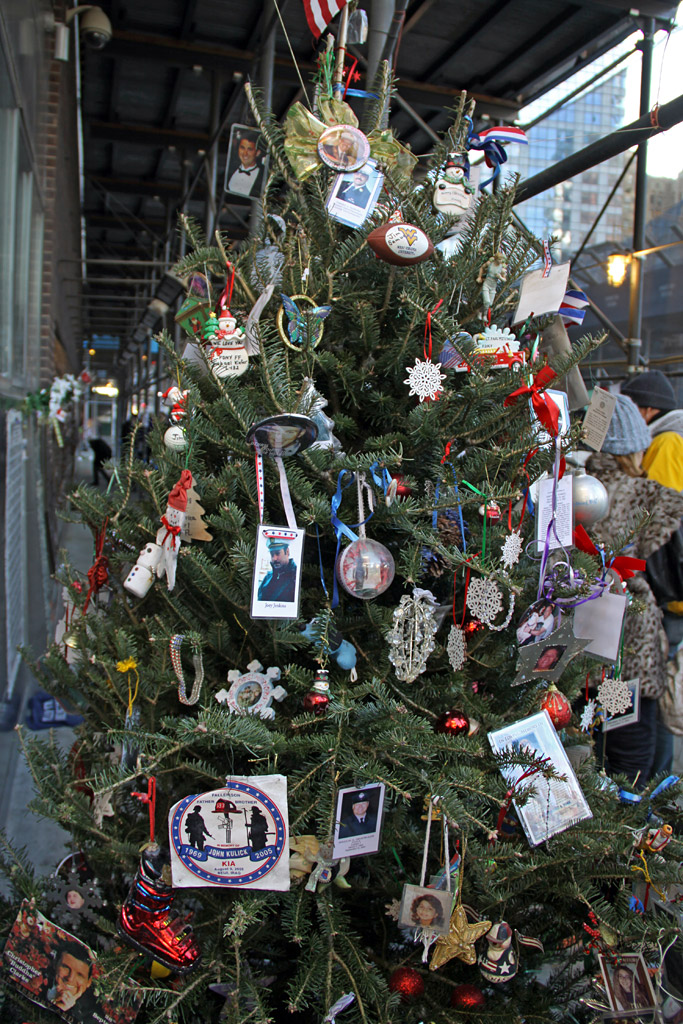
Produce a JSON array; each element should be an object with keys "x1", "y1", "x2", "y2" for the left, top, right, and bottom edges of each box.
[
  {"x1": 572, "y1": 472, "x2": 608, "y2": 527},
  {"x1": 336, "y1": 538, "x2": 395, "y2": 600},
  {"x1": 164, "y1": 425, "x2": 188, "y2": 451}
]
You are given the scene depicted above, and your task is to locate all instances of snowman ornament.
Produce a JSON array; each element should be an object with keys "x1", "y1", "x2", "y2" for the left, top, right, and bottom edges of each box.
[
  {"x1": 208, "y1": 313, "x2": 249, "y2": 381},
  {"x1": 433, "y1": 153, "x2": 476, "y2": 219}
]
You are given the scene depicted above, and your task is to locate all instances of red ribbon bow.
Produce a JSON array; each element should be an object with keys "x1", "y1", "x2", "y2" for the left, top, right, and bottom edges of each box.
[
  {"x1": 573, "y1": 523, "x2": 645, "y2": 582},
  {"x1": 504, "y1": 365, "x2": 559, "y2": 436}
]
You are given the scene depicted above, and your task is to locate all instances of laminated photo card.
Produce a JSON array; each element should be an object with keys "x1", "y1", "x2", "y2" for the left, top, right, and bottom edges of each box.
[{"x1": 488, "y1": 710, "x2": 592, "y2": 847}]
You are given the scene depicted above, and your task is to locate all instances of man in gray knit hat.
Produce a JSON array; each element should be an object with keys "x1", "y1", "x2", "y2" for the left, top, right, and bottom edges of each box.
[{"x1": 621, "y1": 370, "x2": 683, "y2": 490}]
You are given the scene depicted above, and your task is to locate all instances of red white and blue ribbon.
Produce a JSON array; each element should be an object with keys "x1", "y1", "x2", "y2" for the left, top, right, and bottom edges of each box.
[
  {"x1": 303, "y1": 0, "x2": 348, "y2": 39},
  {"x1": 466, "y1": 121, "x2": 528, "y2": 187},
  {"x1": 542, "y1": 239, "x2": 553, "y2": 278},
  {"x1": 255, "y1": 452, "x2": 297, "y2": 531},
  {"x1": 559, "y1": 288, "x2": 589, "y2": 326}
]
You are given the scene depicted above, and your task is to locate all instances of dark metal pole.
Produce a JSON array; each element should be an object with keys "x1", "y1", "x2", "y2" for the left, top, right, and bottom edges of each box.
[
  {"x1": 628, "y1": 19, "x2": 655, "y2": 372},
  {"x1": 514, "y1": 90, "x2": 683, "y2": 205}
]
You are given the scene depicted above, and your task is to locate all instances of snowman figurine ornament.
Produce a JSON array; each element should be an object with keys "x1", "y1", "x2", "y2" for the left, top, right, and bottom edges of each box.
[{"x1": 433, "y1": 153, "x2": 476, "y2": 219}]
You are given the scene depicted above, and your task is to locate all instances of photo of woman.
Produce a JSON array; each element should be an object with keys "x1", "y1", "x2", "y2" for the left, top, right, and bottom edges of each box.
[
  {"x1": 397, "y1": 884, "x2": 452, "y2": 935},
  {"x1": 410, "y1": 893, "x2": 445, "y2": 929},
  {"x1": 600, "y1": 953, "x2": 656, "y2": 1017}
]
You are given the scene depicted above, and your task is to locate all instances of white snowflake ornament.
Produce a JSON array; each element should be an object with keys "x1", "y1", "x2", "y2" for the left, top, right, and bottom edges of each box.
[
  {"x1": 598, "y1": 677, "x2": 633, "y2": 717},
  {"x1": 501, "y1": 531, "x2": 523, "y2": 570},
  {"x1": 466, "y1": 577, "x2": 515, "y2": 632},
  {"x1": 580, "y1": 699, "x2": 597, "y2": 733},
  {"x1": 404, "y1": 357, "x2": 446, "y2": 402},
  {"x1": 447, "y1": 623, "x2": 467, "y2": 671}
]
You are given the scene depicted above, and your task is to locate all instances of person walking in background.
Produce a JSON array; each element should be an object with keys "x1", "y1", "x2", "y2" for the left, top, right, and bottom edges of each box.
[
  {"x1": 621, "y1": 370, "x2": 683, "y2": 773},
  {"x1": 586, "y1": 394, "x2": 683, "y2": 785},
  {"x1": 88, "y1": 437, "x2": 111, "y2": 487}
]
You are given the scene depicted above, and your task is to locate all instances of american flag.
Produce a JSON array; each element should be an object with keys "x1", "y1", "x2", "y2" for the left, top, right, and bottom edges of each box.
[
  {"x1": 303, "y1": 0, "x2": 348, "y2": 39},
  {"x1": 559, "y1": 289, "x2": 589, "y2": 327}
]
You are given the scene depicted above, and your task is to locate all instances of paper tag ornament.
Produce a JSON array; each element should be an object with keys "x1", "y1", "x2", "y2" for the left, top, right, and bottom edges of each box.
[
  {"x1": 169, "y1": 776, "x2": 289, "y2": 890},
  {"x1": 513, "y1": 261, "x2": 571, "y2": 324},
  {"x1": 215, "y1": 660, "x2": 287, "y2": 720},
  {"x1": 179, "y1": 477, "x2": 212, "y2": 543},
  {"x1": 581, "y1": 387, "x2": 617, "y2": 452}
]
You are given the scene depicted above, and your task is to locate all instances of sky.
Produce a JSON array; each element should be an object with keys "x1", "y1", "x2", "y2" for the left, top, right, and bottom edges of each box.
[{"x1": 519, "y1": 2, "x2": 683, "y2": 179}]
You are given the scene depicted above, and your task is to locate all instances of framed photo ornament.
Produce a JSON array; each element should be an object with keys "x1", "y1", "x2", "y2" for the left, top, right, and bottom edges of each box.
[
  {"x1": 488, "y1": 710, "x2": 592, "y2": 847},
  {"x1": 250, "y1": 525, "x2": 304, "y2": 620},
  {"x1": 332, "y1": 782, "x2": 386, "y2": 860},
  {"x1": 326, "y1": 157, "x2": 384, "y2": 228},
  {"x1": 224, "y1": 123, "x2": 268, "y2": 200},
  {"x1": 169, "y1": 775, "x2": 289, "y2": 890}
]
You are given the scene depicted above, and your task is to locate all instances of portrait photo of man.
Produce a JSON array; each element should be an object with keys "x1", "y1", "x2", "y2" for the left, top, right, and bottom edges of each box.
[
  {"x1": 47, "y1": 940, "x2": 102, "y2": 1021},
  {"x1": 333, "y1": 782, "x2": 385, "y2": 859},
  {"x1": 337, "y1": 170, "x2": 372, "y2": 207},
  {"x1": 339, "y1": 790, "x2": 377, "y2": 837},
  {"x1": 225, "y1": 125, "x2": 266, "y2": 199},
  {"x1": 257, "y1": 537, "x2": 297, "y2": 604}
]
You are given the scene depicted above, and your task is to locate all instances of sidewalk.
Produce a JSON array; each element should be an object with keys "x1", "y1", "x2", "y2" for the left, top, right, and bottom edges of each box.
[{"x1": 0, "y1": 453, "x2": 96, "y2": 878}]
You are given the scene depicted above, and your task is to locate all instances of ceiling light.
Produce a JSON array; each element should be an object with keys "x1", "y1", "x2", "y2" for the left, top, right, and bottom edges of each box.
[{"x1": 606, "y1": 253, "x2": 630, "y2": 288}]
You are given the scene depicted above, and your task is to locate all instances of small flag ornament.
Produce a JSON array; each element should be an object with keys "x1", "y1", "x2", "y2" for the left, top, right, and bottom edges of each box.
[
  {"x1": 303, "y1": 0, "x2": 348, "y2": 39},
  {"x1": 559, "y1": 289, "x2": 589, "y2": 327}
]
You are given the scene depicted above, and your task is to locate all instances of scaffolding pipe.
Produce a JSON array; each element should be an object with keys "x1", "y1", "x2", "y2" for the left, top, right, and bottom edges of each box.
[
  {"x1": 514, "y1": 90, "x2": 683, "y2": 205},
  {"x1": 628, "y1": 19, "x2": 655, "y2": 371}
]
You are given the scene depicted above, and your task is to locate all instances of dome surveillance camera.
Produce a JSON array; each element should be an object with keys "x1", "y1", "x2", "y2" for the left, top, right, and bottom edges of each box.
[{"x1": 65, "y1": 6, "x2": 112, "y2": 50}]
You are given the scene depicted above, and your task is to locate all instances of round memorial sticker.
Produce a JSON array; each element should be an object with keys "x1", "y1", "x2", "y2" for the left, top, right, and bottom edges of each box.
[
  {"x1": 170, "y1": 782, "x2": 287, "y2": 887},
  {"x1": 385, "y1": 224, "x2": 430, "y2": 261}
]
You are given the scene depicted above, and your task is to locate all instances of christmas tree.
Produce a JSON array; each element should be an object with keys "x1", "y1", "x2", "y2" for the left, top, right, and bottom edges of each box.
[{"x1": 3, "y1": 62, "x2": 682, "y2": 1024}]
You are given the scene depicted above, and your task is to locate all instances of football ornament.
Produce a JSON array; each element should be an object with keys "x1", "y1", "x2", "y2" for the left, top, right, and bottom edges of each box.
[{"x1": 367, "y1": 222, "x2": 434, "y2": 266}]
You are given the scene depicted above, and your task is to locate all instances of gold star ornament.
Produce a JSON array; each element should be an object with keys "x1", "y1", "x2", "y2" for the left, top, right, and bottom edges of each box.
[{"x1": 430, "y1": 904, "x2": 492, "y2": 970}]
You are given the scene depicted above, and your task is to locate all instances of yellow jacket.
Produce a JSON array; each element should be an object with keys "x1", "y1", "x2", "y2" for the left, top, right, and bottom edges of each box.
[{"x1": 643, "y1": 431, "x2": 683, "y2": 613}]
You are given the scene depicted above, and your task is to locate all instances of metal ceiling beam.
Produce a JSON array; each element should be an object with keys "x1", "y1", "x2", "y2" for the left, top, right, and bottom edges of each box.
[
  {"x1": 514, "y1": 90, "x2": 683, "y2": 204},
  {"x1": 403, "y1": 0, "x2": 438, "y2": 34},
  {"x1": 107, "y1": 28, "x2": 517, "y2": 114},
  {"x1": 419, "y1": 0, "x2": 516, "y2": 83},
  {"x1": 87, "y1": 120, "x2": 210, "y2": 150}
]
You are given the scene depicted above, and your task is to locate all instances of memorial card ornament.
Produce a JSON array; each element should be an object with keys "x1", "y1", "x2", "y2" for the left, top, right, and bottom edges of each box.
[
  {"x1": 433, "y1": 153, "x2": 476, "y2": 218},
  {"x1": 124, "y1": 470, "x2": 192, "y2": 596},
  {"x1": 387, "y1": 588, "x2": 438, "y2": 683},
  {"x1": 277, "y1": 294, "x2": 331, "y2": 351},
  {"x1": 368, "y1": 221, "x2": 434, "y2": 266},
  {"x1": 466, "y1": 577, "x2": 515, "y2": 632},
  {"x1": 169, "y1": 775, "x2": 289, "y2": 891},
  {"x1": 215, "y1": 660, "x2": 287, "y2": 721}
]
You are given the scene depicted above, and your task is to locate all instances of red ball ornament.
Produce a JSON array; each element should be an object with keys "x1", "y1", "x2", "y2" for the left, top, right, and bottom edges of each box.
[
  {"x1": 434, "y1": 708, "x2": 470, "y2": 736},
  {"x1": 541, "y1": 683, "x2": 572, "y2": 729},
  {"x1": 388, "y1": 966, "x2": 424, "y2": 1002},
  {"x1": 391, "y1": 473, "x2": 413, "y2": 497},
  {"x1": 451, "y1": 983, "x2": 486, "y2": 1009}
]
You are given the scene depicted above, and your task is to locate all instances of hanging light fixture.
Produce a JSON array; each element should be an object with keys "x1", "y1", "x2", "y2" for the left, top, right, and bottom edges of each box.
[{"x1": 606, "y1": 253, "x2": 630, "y2": 287}]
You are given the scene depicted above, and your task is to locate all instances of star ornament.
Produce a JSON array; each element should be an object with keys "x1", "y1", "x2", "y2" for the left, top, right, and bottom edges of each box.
[
  {"x1": 429, "y1": 904, "x2": 492, "y2": 970},
  {"x1": 513, "y1": 616, "x2": 591, "y2": 687}
]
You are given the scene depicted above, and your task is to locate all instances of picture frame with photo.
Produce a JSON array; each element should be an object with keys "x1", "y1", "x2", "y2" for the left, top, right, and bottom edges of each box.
[
  {"x1": 317, "y1": 124, "x2": 370, "y2": 173},
  {"x1": 603, "y1": 678, "x2": 641, "y2": 732},
  {"x1": 332, "y1": 782, "x2": 385, "y2": 860},
  {"x1": 250, "y1": 526, "x2": 305, "y2": 620},
  {"x1": 488, "y1": 710, "x2": 592, "y2": 847},
  {"x1": 516, "y1": 600, "x2": 560, "y2": 647},
  {"x1": 599, "y1": 953, "x2": 657, "y2": 1019},
  {"x1": 326, "y1": 158, "x2": 384, "y2": 229},
  {"x1": 397, "y1": 884, "x2": 453, "y2": 936},
  {"x1": 224, "y1": 124, "x2": 268, "y2": 200}
]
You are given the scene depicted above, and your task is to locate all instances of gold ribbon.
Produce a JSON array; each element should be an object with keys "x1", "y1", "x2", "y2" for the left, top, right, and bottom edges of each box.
[{"x1": 283, "y1": 99, "x2": 417, "y2": 182}]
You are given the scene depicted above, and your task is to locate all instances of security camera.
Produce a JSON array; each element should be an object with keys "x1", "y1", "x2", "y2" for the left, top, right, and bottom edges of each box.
[{"x1": 64, "y1": 6, "x2": 112, "y2": 51}]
